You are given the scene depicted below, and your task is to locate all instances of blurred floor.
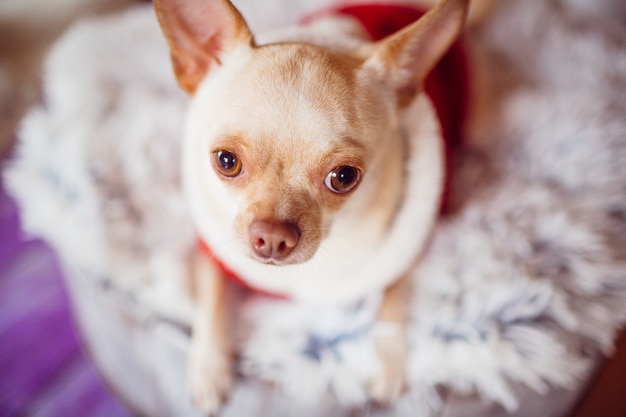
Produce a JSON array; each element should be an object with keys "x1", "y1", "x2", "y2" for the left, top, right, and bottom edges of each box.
[{"x1": 569, "y1": 326, "x2": 626, "y2": 417}]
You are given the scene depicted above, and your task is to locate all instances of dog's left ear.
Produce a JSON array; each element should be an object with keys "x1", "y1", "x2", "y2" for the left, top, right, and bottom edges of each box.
[
  {"x1": 365, "y1": 0, "x2": 469, "y2": 107},
  {"x1": 154, "y1": 0, "x2": 253, "y2": 94}
]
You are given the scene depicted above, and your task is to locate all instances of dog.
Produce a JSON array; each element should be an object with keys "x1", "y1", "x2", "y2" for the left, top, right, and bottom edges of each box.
[{"x1": 153, "y1": 0, "x2": 469, "y2": 413}]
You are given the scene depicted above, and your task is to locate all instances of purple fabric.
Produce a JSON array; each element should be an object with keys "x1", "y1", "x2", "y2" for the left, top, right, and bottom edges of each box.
[{"x1": 0, "y1": 172, "x2": 132, "y2": 417}]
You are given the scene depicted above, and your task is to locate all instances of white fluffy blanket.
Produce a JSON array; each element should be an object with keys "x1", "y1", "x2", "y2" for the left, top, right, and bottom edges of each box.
[{"x1": 6, "y1": 1, "x2": 626, "y2": 415}]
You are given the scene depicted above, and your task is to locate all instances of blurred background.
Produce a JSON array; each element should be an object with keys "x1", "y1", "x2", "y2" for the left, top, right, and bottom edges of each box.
[
  {"x1": 1, "y1": 2, "x2": 137, "y2": 416},
  {"x1": 0, "y1": 0, "x2": 625, "y2": 416},
  {"x1": 0, "y1": 0, "x2": 134, "y2": 158}
]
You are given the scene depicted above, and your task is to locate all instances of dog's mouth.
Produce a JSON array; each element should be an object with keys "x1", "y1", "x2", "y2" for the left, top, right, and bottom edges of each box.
[
  {"x1": 254, "y1": 257, "x2": 286, "y2": 266},
  {"x1": 249, "y1": 251, "x2": 308, "y2": 266}
]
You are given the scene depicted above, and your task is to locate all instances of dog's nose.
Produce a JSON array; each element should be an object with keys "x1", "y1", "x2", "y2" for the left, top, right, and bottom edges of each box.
[{"x1": 249, "y1": 220, "x2": 300, "y2": 261}]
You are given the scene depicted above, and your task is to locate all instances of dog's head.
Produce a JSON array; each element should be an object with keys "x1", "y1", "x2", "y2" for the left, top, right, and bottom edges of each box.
[{"x1": 155, "y1": 0, "x2": 467, "y2": 300}]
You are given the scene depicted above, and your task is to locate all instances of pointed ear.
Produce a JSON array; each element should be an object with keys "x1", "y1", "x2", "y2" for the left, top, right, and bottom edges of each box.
[
  {"x1": 154, "y1": 0, "x2": 253, "y2": 94},
  {"x1": 366, "y1": 0, "x2": 469, "y2": 107}
]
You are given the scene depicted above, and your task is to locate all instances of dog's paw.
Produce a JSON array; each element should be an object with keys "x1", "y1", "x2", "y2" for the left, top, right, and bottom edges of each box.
[
  {"x1": 187, "y1": 346, "x2": 233, "y2": 416},
  {"x1": 368, "y1": 325, "x2": 408, "y2": 404}
]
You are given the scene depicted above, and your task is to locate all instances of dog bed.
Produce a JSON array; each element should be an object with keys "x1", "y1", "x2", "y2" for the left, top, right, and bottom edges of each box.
[
  {"x1": 0, "y1": 179, "x2": 134, "y2": 416},
  {"x1": 6, "y1": 1, "x2": 626, "y2": 416}
]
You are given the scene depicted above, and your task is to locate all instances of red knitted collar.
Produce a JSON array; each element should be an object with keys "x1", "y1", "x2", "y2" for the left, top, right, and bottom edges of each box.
[
  {"x1": 200, "y1": 3, "x2": 469, "y2": 296},
  {"x1": 198, "y1": 239, "x2": 286, "y2": 298}
]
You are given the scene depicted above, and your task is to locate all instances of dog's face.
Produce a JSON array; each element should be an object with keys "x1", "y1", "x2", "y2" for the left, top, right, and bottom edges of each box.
[
  {"x1": 187, "y1": 41, "x2": 400, "y2": 266},
  {"x1": 155, "y1": 0, "x2": 467, "y2": 298}
]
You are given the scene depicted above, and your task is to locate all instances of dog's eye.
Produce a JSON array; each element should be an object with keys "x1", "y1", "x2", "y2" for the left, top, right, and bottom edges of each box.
[
  {"x1": 325, "y1": 165, "x2": 361, "y2": 194},
  {"x1": 214, "y1": 150, "x2": 242, "y2": 177}
]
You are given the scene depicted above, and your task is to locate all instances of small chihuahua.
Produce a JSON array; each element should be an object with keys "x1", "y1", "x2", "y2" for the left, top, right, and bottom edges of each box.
[{"x1": 154, "y1": 0, "x2": 468, "y2": 413}]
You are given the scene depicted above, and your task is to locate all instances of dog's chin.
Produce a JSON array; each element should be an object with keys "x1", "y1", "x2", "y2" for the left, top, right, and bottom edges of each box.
[
  {"x1": 246, "y1": 248, "x2": 315, "y2": 267},
  {"x1": 254, "y1": 258, "x2": 282, "y2": 266},
  {"x1": 248, "y1": 254, "x2": 302, "y2": 267}
]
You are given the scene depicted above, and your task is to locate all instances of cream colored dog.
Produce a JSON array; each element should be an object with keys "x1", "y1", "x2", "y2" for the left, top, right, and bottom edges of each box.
[{"x1": 153, "y1": 0, "x2": 468, "y2": 413}]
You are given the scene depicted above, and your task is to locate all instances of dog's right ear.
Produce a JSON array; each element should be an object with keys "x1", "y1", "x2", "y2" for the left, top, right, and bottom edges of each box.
[{"x1": 154, "y1": 0, "x2": 253, "y2": 94}]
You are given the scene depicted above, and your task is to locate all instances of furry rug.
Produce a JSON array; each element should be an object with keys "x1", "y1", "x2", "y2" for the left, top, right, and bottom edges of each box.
[{"x1": 5, "y1": 1, "x2": 626, "y2": 416}]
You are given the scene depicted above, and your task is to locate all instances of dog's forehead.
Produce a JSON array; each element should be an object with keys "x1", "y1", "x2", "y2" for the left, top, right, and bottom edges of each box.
[
  {"x1": 223, "y1": 43, "x2": 366, "y2": 142},
  {"x1": 193, "y1": 41, "x2": 385, "y2": 171},
  {"x1": 250, "y1": 42, "x2": 362, "y2": 95}
]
